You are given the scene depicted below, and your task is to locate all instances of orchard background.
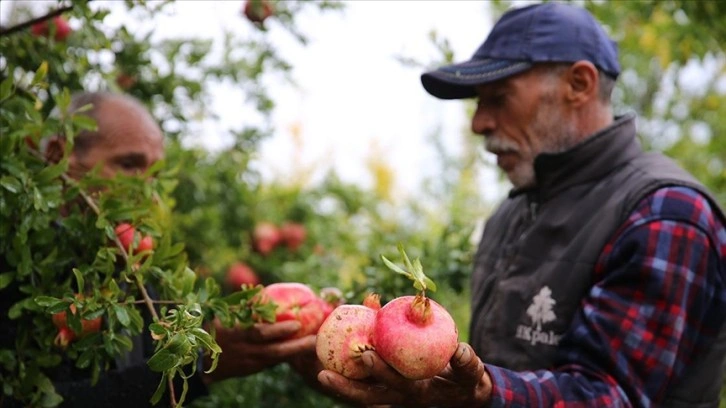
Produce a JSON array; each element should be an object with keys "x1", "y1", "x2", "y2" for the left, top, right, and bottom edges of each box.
[{"x1": 0, "y1": 0, "x2": 724, "y2": 407}]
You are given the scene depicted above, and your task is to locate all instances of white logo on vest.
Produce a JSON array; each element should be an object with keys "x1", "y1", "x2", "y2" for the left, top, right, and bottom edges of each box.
[{"x1": 515, "y1": 286, "x2": 562, "y2": 346}]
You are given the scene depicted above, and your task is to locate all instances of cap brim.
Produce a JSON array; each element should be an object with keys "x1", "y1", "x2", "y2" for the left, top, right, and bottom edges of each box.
[{"x1": 421, "y1": 59, "x2": 533, "y2": 100}]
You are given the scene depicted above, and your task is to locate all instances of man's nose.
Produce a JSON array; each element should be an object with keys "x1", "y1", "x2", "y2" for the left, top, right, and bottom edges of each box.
[{"x1": 471, "y1": 107, "x2": 496, "y2": 136}]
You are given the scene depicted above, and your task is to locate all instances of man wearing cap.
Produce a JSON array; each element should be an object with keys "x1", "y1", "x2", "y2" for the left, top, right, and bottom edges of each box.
[{"x1": 317, "y1": 3, "x2": 726, "y2": 407}]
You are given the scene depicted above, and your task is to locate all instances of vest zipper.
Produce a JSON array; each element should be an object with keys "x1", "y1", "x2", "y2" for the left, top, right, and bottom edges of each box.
[{"x1": 529, "y1": 201, "x2": 538, "y2": 220}]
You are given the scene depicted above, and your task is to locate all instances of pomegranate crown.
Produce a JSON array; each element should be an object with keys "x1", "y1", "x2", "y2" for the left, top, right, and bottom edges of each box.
[{"x1": 380, "y1": 244, "x2": 437, "y2": 296}]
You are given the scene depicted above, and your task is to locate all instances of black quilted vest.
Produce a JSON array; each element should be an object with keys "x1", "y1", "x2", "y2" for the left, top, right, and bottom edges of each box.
[{"x1": 470, "y1": 114, "x2": 726, "y2": 407}]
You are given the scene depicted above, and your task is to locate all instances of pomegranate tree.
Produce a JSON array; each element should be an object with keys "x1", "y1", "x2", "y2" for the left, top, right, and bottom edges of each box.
[{"x1": 373, "y1": 246, "x2": 459, "y2": 380}]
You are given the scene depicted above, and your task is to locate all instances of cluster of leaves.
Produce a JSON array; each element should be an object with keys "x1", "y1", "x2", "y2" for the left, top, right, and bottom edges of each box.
[
  {"x1": 0, "y1": 67, "x2": 281, "y2": 406},
  {"x1": 0, "y1": 0, "x2": 330, "y2": 406}
]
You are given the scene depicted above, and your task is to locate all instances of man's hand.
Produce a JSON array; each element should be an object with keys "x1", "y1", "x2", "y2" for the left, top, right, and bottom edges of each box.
[
  {"x1": 317, "y1": 342, "x2": 492, "y2": 407},
  {"x1": 202, "y1": 319, "x2": 316, "y2": 384}
]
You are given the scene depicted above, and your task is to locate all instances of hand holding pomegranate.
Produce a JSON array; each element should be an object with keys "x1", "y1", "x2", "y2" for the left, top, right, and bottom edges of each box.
[
  {"x1": 201, "y1": 318, "x2": 316, "y2": 384},
  {"x1": 318, "y1": 342, "x2": 492, "y2": 407},
  {"x1": 315, "y1": 246, "x2": 493, "y2": 406}
]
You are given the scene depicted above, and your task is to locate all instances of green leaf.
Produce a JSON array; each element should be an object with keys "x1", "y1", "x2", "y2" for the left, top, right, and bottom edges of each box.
[
  {"x1": 35, "y1": 163, "x2": 66, "y2": 184},
  {"x1": 0, "y1": 272, "x2": 15, "y2": 290},
  {"x1": 149, "y1": 322, "x2": 167, "y2": 340},
  {"x1": 113, "y1": 304, "x2": 131, "y2": 327},
  {"x1": 32, "y1": 61, "x2": 49, "y2": 85},
  {"x1": 424, "y1": 277, "x2": 437, "y2": 293},
  {"x1": 380, "y1": 255, "x2": 411, "y2": 278},
  {"x1": 72, "y1": 268, "x2": 84, "y2": 295},
  {"x1": 46, "y1": 301, "x2": 70, "y2": 314},
  {"x1": 147, "y1": 349, "x2": 178, "y2": 372},
  {"x1": 190, "y1": 327, "x2": 222, "y2": 354},
  {"x1": 164, "y1": 333, "x2": 192, "y2": 356},
  {"x1": 71, "y1": 114, "x2": 98, "y2": 131},
  {"x1": 0, "y1": 176, "x2": 22, "y2": 194},
  {"x1": 34, "y1": 296, "x2": 62, "y2": 308},
  {"x1": 398, "y1": 243, "x2": 415, "y2": 272},
  {"x1": 76, "y1": 349, "x2": 94, "y2": 369},
  {"x1": 0, "y1": 76, "x2": 14, "y2": 101},
  {"x1": 381, "y1": 245, "x2": 438, "y2": 294},
  {"x1": 150, "y1": 372, "x2": 167, "y2": 404}
]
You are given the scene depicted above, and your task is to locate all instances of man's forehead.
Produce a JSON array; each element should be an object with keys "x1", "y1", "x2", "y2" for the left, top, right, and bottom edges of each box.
[{"x1": 475, "y1": 80, "x2": 511, "y2": 95}]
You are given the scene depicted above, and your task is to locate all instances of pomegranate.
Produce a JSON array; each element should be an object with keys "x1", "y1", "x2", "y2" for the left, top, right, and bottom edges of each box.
[
  {"x1": 280, "y1": 222, "x2": 307, "y2": 251},
  {"x1": 262, "y1": 282, "x2": 326, "y2": 339},
  {"x1": 225, "y1": 261, "x2": 260, "y2": 289},
  {"x1": 316, "y1": 294, "x2": 380, "y2": 379},
  {"x1": 54, "y1": 327, "x2": 76, "y2": 349},
  {"x1": 115, "y1": 73, "x2": 137, "y2": 90},
  {"x1": 372, "y1": 247, "x2": 458, "y2": 379},
  {"x1": 114, "y1": 223, "x2": 154, "y2": 255},
  {"x1": 52, "y1": 299, "x2": 103, "y2": 348},
  {"x1": 372, "y1": 295, "x2": 457, "y2": 380},
  {"x1": 243, "y1": 0, "x2": 274, "y2": 26},
  {"x1": 318, "y1": 286, "x2": 345, "y2": 319},
  {"x1": 252, "y1": 222, "x2": 281, "y2": 256},
  {"x1": 31, "y1": 16, "x2": 72, "y2": 42}
]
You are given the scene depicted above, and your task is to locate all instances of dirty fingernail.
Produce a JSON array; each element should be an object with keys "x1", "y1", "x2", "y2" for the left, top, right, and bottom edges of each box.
[
  {"x1": 319, "y1": 372, "x2": 332, "y2": 385},
  {"x1": 458, "y1": 345, "x2": 470, "y2": 363},
  {"x1": 362, "y1": 352, "x2": 374, "y2": 368}
]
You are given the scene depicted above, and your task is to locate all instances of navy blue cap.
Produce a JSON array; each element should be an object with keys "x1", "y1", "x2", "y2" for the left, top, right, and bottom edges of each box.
[{"x1": 421, "y1": 2, "x2": 620, "y2": 99}]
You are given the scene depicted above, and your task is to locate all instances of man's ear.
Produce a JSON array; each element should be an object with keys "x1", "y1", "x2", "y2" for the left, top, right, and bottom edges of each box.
[
  {"x1": 565, "y1": 61, "x2": 599, "y2": 107},
  {"x1": 45, "y1": 135, "x2": 67, "y2": 164}
]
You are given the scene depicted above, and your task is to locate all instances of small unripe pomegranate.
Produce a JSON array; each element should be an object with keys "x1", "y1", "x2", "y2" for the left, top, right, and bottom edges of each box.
[
  {"x1": 52, "y1": 300, "x2": 103, "y2": 348},
  {"x1": 54, "y1": 326, "x2": 75, "y2": 349},
  {"x1": 316, "y1": 295, "x2": 380, "y2": 379},
  {"x1": 114, "y1": 223, "x2": 154, "y2": 255}
]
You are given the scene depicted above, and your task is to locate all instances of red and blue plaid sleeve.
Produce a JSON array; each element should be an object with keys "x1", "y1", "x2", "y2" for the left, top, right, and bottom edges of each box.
[{"x1": 485, "y1": 186, "x2": 726, "y2": 407}]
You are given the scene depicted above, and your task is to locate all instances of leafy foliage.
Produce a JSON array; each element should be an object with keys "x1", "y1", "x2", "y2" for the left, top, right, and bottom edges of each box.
[{"x1": 1, "y1": 1, "x2": 481, "y2": 407}]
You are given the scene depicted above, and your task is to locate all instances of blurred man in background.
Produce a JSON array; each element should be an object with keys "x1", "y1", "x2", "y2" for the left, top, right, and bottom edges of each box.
[{"x1": 1, "y1": 92, "x2": 317, "y2": 407}]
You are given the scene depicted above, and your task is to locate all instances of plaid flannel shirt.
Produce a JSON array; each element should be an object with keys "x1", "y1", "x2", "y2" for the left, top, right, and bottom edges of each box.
[{"x1": 485, "y1": 186, "x2": 726, "y2": 407}]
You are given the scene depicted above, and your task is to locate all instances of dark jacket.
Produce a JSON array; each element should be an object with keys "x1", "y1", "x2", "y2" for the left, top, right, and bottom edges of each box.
[{"x1": 470, "y1": 114, "x2": 726, "y2": 406}]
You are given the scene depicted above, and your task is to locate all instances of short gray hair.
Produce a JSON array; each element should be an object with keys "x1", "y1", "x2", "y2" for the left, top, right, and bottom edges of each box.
[
  {"x1": 67, "y1": 92, "x2": 148, "y2": 155},
  {"x1": 539, "y1": 63, "x2": 615, "y2": 103}
]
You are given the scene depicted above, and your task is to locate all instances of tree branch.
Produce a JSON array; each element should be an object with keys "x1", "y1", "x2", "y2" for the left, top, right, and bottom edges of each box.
[{"x1": 0, "y1": 3, "x2": 76, "y2": 37}]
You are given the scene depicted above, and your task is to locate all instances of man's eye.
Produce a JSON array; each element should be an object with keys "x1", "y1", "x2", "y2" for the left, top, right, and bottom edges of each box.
[
  {"x1": 115, "y1": 156, "x2": 146, "y2": 171},
  {"x1": 119, "y1": 159, "x2": 138, "y2": 169},
  {"x1": 478, "y1": 94, "x2": 505, "y2": 107}
]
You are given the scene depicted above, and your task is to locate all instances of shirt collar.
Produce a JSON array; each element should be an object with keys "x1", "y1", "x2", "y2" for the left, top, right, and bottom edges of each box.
[{"x1": 510, "y1": 113, "x2": 641, "y2": 201}]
